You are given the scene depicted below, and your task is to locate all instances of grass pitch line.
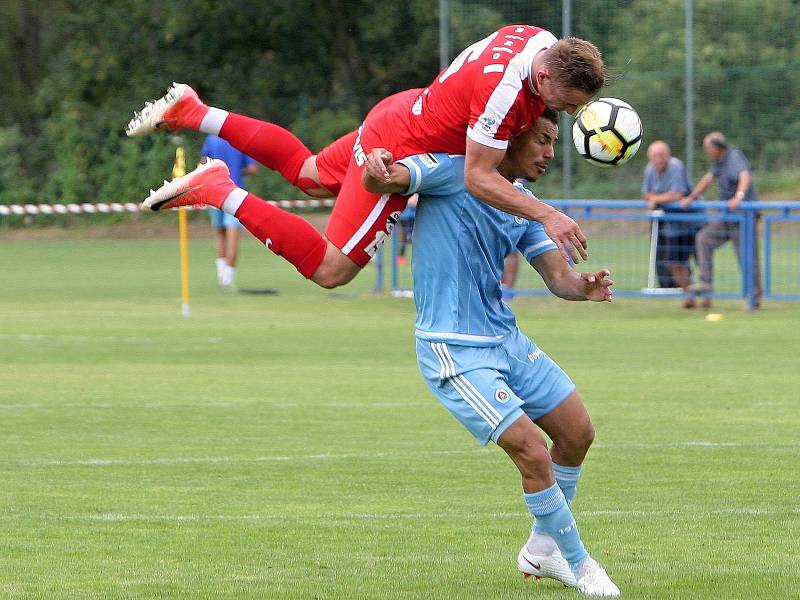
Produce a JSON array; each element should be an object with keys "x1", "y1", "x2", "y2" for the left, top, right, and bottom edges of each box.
[
  {"x1": 2, "y1": 333, "x2": 225, "y2": 344},
  {"x1": 20, "y1": 448, "x2": 487, "y2": 467},
  {"x1": 6, "y1": 507, "x2": 797, "y2": 523},
  {"x1": 18, "y1": 440, "x2": 800, "y2": 468}
]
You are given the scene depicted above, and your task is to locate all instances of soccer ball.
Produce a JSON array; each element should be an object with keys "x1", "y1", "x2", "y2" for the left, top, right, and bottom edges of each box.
[{"x1": 572, "y1": 98, "x2": 643, "y2": 166}]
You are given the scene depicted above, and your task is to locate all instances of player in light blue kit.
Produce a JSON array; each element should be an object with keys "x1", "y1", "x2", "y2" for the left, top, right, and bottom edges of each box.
[{"x1": 363, "y1": 111, "x2": 620, "y2": 597}]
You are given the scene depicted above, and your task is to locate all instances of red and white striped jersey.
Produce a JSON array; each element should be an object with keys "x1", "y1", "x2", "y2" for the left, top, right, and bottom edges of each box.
[{"x1": 364, "y1": 25, "x2": 557, "y2": 157}]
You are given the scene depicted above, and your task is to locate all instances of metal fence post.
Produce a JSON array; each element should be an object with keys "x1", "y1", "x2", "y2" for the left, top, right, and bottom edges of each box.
[
  {"x1": 561, "y1": 0, "x2": 573, "y2": 197},
  {"x1": 439, "y1": 0, "x2": 449, "y2": 71},
  {"x1": 685, "y1": 0, "x2": 695, "y2": 180}
]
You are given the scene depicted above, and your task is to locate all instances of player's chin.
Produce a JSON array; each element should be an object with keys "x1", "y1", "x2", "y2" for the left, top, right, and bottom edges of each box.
[{"x1": 524, "y1": 165, "x2": 548, "y2": 181}]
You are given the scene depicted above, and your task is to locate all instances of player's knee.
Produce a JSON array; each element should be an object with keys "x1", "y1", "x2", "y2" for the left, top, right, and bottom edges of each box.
[
  {"x1": 561, "y1": 421, "x2": 595, "y2": 463},
  {"x1": 310, "y1": 244, "x2": 361, "y2": 288},
  {"x1": 310, "y1": 262, "x2": 358, "y2": 289},
  {"x1": 512, "y1": 439, "x2": 553, "y2": 479},
  {"x1": 312, "y1": 271, "x2": 349, "y2": 289},
  {"x1": 578, "y1": 421, "x2": 595, "y2": 453}
]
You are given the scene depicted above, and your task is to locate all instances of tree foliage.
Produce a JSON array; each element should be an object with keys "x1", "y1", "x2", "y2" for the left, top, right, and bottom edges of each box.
[{"x1": 1, "y1": 0, "x2": 797, "y2": 206}]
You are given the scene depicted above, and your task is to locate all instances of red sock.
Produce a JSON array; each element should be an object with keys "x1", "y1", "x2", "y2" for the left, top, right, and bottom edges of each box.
[
  {"x1": 219, "y1": 113, "x2": 319, "y2": 195},
  {"x1": 234, "y1": 193, "x2": 326, "y2": 279}
]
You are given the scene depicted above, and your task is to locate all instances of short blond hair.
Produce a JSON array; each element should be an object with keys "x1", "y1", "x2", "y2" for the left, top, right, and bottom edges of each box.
[{"x1": 544, "y1": 38, "x2": 607, "y2": 95}]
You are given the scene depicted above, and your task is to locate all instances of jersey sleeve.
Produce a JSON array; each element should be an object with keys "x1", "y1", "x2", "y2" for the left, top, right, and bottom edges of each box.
[
  {"x1": 467, "y1": 30, "x2": 557, "y2": 150},
  {"x1": 396, "y1": 153, "x2": 463, "y2": 197},
  {"x1": 513, "y1": 185, "x2": 558, "y2": 261}
]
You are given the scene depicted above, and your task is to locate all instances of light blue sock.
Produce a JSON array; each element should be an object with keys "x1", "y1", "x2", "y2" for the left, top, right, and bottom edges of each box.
[
  {"x1": 553, "y1": 463, "x2": 582, "y2": 505},
  {"x1": 524, "y1": 483, "x2": 588, "y2": 570},
  {"x1": 533, "y1": 463, "x2": 583, "y2": 535}
]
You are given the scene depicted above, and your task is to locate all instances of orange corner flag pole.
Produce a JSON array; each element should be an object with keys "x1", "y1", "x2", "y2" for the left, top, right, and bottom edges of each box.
[{"x1": 173, "y1": 147, "x2": 190, "y2": 317}]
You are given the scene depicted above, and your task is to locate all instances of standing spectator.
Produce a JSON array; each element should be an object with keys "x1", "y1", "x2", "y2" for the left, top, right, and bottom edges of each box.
[
  {"x1": 682, "y1": 132, "x2": 762, "y2": 309},
  {"x1": 395, "y1": 194, "x2": 418, "y2": 266},
  {"x1": 642, "y1": 141, "x2": 702, "y2": 308},
  {"x1": 200, "y1": 135, "x2": 258, "y2": 288}
]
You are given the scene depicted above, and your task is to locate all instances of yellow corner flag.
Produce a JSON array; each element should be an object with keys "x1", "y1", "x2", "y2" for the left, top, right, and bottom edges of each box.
[{"x1": 173, "y1": 147, "x2": 190, "y2": 317}]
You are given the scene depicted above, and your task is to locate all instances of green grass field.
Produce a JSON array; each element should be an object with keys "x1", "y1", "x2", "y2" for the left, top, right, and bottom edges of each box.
[{"x1": 2, "y1": 234, "x2": 799, "y2": 599}]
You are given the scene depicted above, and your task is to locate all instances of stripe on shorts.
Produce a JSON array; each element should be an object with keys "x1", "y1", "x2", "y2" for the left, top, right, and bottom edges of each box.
[
  {"x1": 341, "y1": 194, "x2": 391, "y2": 255},
  {"x1": 430, "y1": 342, "x2": 502, "y2": 428}
]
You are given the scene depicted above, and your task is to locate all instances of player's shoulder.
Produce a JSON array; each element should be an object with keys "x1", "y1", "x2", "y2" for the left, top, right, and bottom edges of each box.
[
  {"x1": 399, "y1": 152, "x2": 464, "y2": 196},
  {"x1": 484, "y1": 26, "x2": 557, "y2": 76},
  {"x1": 496, "y1": 24, "x2": 549, "y2": 39}
]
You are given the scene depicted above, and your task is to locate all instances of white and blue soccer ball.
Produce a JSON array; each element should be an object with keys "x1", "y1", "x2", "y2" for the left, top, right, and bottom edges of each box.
[{"x1": 572, "y1": 97, "x2": 643, "y2": 167}]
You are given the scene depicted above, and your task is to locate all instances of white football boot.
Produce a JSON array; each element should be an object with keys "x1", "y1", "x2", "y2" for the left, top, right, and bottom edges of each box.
[
  {"x1": 516, "y1": 532, "x2": 577, "y2": 587},
  {"x1": 125, "y1": 82, "x2": 209, "y2": 137},
  {"x1": 573, "y1": 555, "x2": 621, "y2": 597}
]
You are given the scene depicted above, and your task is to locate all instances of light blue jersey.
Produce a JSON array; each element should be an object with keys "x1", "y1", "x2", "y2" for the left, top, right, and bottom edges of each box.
[
  {"x1": 398, "y1": 153, "x2": 558, "y2": 347},
  {"x1": 401, "y1": 152, "x2": 573, "y2": 445}
]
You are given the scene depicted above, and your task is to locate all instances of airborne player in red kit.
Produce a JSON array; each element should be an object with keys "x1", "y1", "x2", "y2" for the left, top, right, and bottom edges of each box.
[{"x1": 127, "y1": 25, "x2": 606, "y2": 288}]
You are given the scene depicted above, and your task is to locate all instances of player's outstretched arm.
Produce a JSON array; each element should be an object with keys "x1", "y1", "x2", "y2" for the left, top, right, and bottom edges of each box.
[
  {"x1": 530, "y1": 250, "x2": 613, "y2": 302},
  {"x1": 361, "y1": 148, "x2": 410, "y2": 194},
  {"x1": 465, "y1": 139, "x2": 588, "y2": 263}
]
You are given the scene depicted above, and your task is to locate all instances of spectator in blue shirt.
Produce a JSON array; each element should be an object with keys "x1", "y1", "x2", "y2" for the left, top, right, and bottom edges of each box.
[
  {"x1": 201, "y1": 135, "x2": 258, "y2": 288},
  {"x1": 642, "y1": 141, "x2": 702, "y2": 308},
  {"x1": 682, "y1": 132, "x2": 762, "y2": 308}
]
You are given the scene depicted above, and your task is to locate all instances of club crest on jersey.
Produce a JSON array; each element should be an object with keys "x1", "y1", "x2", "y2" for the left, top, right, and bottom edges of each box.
[
  {"x1": 478, "y1": 113, "x2": 498, "y2": 134},
  {"x1": 495, "y1": 388, "x2": 510, "y2": 403}
]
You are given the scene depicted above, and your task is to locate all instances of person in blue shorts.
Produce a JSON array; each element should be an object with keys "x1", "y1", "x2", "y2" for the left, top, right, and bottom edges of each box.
[
  {"x1": 201, "y1": 135, "x2": 258, "y2": 288},
  {"x1": 363, "y1": 111, "x2": 620, "y2": 597}
]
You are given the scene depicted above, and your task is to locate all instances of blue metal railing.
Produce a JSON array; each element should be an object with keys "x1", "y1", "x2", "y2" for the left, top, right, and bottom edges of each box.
[{"x1": 378, "y1": 199, "x2": 800, "y2": 309}]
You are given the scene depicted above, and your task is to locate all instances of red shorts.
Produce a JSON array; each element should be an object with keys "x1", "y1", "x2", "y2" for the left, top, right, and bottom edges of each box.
[
  {"x1": 322, "y1": 125, "x2": 409, "y2": 267},
  {"x1": 315, "y1": 130, "x2": 357, "y2": 197},
  {"x1": 315, "y1": 90, "x2": 430, "y2": 268}
]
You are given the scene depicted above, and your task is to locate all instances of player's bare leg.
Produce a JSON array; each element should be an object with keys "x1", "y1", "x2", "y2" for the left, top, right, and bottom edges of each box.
[
  {"x1": 499, "y1": 415, "x2": 619, "y2": 596},
  {"x1": 310, "y1": 245, "x2": 361, "y2": 288},
  {"x1": 498, "y1": 417, "x2": 576, "y2": 588},
  {"x1": 534, "y1": 390, "x2": 595, "y2": 469},
  {"x1": 140, "y1": 160, "x2": 363, "y2": 288}
]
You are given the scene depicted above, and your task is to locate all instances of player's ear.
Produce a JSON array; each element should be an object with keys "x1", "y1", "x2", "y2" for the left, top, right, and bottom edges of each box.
[{"x1": 536, "y1": 68, "x2": 551, "y2": 87}]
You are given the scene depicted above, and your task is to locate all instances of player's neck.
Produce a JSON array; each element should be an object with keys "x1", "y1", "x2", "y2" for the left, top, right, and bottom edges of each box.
[{"x1": 497, "y1": 164, "x2": 516, "y2": 183}]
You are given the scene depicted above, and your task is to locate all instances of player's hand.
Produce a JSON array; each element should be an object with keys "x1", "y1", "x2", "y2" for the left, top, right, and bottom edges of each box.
[
  {"x1": 541, "y1": 210, "x2": 588, "y2": 263},
  {"x1": 364, "y1": 148, "x2": 394, "y2": 183},
  {"x1": 726, "y1": 197, "x2": 741, "y2": 211},
  {"x1": 680, "y1": 196, "x2": 693, "y2": 209},
  {"x1": 580, "y1": 268, "x2": 613, "y2": 302}
]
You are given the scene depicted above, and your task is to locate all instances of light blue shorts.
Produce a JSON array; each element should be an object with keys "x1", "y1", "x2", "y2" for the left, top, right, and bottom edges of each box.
[
  {"x1": 209, "y1": 208, "x2": 242, "y2": 229},
  {"x1": 416, "y1": 328, "x2": 575, "y2": 445}
]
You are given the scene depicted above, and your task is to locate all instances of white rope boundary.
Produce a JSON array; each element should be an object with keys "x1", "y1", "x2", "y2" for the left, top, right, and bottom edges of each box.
[{"x1": 0, "y1": 199, "x2": 335, "y2": 216}]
